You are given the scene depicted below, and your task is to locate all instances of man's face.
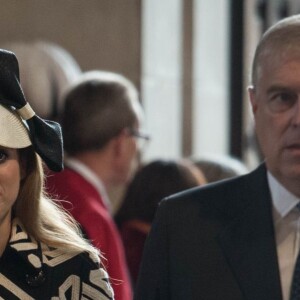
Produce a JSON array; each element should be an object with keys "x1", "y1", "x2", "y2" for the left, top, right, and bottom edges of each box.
[
  {"x1": 249, "y1": 53, "x2": 300, "y2": 192},
  {"x1": 113, "y1": 125, "x2": 141, "y2": 185},
  {"x1": 122, "y1": 132, "x2": 139, "y2": 183}
]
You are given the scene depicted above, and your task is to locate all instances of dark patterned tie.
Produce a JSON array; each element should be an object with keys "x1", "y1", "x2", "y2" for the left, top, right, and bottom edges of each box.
[{"x1": 289, "y1": 203, "x2": 300, "y2": 300}]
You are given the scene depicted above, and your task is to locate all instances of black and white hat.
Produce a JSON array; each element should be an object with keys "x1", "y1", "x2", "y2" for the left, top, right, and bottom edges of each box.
[{"x1": 0, "y1": 49, "x2": 63, "y2": 172}]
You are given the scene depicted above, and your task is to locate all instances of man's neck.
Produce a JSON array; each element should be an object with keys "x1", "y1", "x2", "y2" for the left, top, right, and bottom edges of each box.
[
  {"x1": 269, "y1": 170, "x2": 300, "y2": 198},
  {"x1": 71, "y1": 151, "x2": 113, "y2": 188}
]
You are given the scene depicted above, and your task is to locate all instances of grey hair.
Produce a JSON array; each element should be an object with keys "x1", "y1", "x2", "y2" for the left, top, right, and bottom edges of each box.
[{"x1": 251, "y1": 14, "x2": 300, "y2": 87}]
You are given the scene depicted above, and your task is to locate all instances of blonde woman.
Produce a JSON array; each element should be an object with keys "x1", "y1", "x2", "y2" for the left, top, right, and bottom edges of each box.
[{"x1": 0, "y1": 49, "x2": 114, "y2": 299}]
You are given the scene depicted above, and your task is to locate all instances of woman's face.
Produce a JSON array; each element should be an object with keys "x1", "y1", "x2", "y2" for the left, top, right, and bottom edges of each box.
[{"x1": 0, "y1": 147, "x2": 22, "y2": 227}]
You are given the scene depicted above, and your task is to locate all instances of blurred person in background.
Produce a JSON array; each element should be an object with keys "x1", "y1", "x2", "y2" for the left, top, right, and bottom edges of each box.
[
  {"x1": 3, "y1": 40, "x2": 81, "y2": 121},
  {"x1": 191, "y1": 154, "x2": 249, "y2": 183},
  {"x1": 46, "y1": 71, "x2": 148, "y2": 300},
  {"x1": 115, "y1": 159, "x2": 206, "y2": 285}
]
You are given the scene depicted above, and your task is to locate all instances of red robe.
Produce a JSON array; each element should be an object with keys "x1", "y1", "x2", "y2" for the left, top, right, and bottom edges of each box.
[{"x1": 46, "y1": 167, "x2": 132, "y2": 300}]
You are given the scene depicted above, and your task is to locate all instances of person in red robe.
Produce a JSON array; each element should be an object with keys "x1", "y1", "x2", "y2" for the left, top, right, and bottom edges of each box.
[{"x1": 46, "y1": 71, "x2": 148, "y2": 300}]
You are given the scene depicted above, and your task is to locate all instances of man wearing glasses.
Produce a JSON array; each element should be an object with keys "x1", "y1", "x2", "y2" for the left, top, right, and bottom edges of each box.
[{"x1": 46, "y1": 70, "x2": 149, "y2": 300}]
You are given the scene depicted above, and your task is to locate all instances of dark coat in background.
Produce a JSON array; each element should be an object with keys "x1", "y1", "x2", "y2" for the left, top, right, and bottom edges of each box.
[{"x1": 134, "y1": 164, "x2": 283, "y2": 300}]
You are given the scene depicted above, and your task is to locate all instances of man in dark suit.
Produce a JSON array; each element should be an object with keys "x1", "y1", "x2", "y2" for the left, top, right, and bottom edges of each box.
[{"x1": 135, "y1": 15, "x2": 300, "y2": 300}]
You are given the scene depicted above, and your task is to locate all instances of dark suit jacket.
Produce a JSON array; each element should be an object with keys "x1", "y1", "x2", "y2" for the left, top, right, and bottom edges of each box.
[{"x1": 134, "y1": 164, "x2": 283, "y2": 300}]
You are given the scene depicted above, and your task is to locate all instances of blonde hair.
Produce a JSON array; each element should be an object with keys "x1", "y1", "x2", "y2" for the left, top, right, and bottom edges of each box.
[{"x1": 13, "y1": 146, "x2": 100, "y2": 261}]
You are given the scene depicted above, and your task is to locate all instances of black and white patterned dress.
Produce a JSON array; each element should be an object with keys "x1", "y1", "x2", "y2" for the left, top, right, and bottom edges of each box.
[{"x1": 0, "y1": 218, "x2": 114, "y2": 299}]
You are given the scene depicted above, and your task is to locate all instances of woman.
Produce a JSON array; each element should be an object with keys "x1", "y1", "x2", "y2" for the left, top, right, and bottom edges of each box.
[
  {"x1": 115, "y1": 159, "x2": 206, "y2": 285},
  {"x1": 0, "y1": 49, "x2": 114, "y2": 299}
]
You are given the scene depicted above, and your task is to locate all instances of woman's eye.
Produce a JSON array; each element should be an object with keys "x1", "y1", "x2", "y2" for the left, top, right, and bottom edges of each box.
[{"x1": 0, "y1": 151, "x2": 8, "y2": 163}]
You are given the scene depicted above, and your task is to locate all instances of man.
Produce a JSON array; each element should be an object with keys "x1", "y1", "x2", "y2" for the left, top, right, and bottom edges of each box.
[
  {"x1": 134, "y1": 15, "x2": 300, "y2": 300},
  {"x1": 46, "y1": 71, "x2": 147, "y2": 300}
]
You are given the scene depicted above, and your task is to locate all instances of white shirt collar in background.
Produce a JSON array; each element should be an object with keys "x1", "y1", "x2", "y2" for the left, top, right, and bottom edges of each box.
[{"x1": 65, "y1": 157, "x2": 111, "y2": 212}]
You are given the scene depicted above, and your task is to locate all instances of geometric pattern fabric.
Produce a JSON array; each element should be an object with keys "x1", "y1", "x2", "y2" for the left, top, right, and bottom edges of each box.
[{"x1": 0, "y1": 218, "x2": 114, "y2": 299}]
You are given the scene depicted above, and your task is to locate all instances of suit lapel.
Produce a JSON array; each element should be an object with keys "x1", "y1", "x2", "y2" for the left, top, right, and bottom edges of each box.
[{"x1": 217, "y1": 164, "x2": 282, "y2": 300}]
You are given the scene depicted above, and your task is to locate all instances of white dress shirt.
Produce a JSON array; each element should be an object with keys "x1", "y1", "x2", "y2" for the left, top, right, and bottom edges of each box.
[{"x1": 268, "y1": 172, "x2": 300, "y2": 300}]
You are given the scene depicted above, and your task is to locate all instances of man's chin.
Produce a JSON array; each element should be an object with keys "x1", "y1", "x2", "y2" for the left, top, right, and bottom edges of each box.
[{"x1": 283, "y1": 165, "x2": 300, "y2": 181}]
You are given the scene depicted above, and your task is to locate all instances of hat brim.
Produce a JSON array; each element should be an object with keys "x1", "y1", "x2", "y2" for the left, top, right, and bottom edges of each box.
[{"x1": 0, "y1": 104, "x2": 31, "y2": 149}]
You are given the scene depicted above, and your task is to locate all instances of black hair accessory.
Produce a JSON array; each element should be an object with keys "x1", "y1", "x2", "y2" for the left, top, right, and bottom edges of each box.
[{"x1": 0, "y1": 49, "x2": 63, "y2": 172}]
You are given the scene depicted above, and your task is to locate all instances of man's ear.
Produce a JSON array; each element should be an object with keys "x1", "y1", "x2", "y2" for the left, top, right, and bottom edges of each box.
[
  {"x1": 112, "y1": 129, "x2": 127, "y2": 159},
  {"x1": 248, "y1": 85, "x2": 258, "y2": 115}
]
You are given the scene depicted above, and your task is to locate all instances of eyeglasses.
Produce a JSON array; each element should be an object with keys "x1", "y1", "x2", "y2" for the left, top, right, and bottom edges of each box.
[{"x1": 127, "y1": 128, "x2": 151, "y2": 152}]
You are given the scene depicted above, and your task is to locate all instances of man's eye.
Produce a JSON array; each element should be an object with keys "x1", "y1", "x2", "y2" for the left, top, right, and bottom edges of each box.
[
  {"x1": 268, "y1": 92, "x2": 297, "y2": 112},
  {"x1": 279, "y1": 92, "x2": 295, "y2": 101}
]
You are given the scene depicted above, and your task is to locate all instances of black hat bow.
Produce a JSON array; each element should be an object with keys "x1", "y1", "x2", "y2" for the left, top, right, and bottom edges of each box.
[{"x1": 0, "y1": 49, "x2": 63, "y2": 172}]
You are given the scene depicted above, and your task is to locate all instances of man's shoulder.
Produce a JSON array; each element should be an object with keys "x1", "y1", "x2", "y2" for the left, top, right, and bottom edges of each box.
[
  {"x1": 46, "y1": 168, "x2": 98, "y2": 198},
  {"x1": 160, "y1": 163, "x2": 267, "y2": 216},
  {"x1": 46, "y1": 167, "x2": 84, "y2": 184}
]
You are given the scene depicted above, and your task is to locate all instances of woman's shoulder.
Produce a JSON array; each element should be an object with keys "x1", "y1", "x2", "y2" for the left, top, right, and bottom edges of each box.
[
  {"x1": 41, "y1": 245, "x2": 114, "y2": 298},
  {"x1": 7, "y1": 218, "x2": 114, "y2": 299}
]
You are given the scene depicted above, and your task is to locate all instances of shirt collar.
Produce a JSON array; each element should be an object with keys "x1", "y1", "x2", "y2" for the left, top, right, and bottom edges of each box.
[
  {"x1": 65, "y1": 157, "x2": 111, "y2": 211},
  {"x1": 267, "y1": 171, "x2": 300, "y2": 222}
]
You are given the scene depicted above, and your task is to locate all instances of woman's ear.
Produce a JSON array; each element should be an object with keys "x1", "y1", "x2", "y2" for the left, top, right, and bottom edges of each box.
[{"x1": 112, "y1": 129, "x2": 128, "y2": 159}]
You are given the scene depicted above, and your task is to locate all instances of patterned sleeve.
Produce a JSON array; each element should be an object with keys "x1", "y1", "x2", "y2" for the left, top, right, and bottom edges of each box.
[
  {"x1": 49, "y1": 251, "x2": 115, "y2": 300},
  {"x1": 85, "y1": 266, "x2": 115, "y2": 299},
  {"x1": 81, "y1": 253, "x2": 115, "y2": 300}
]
